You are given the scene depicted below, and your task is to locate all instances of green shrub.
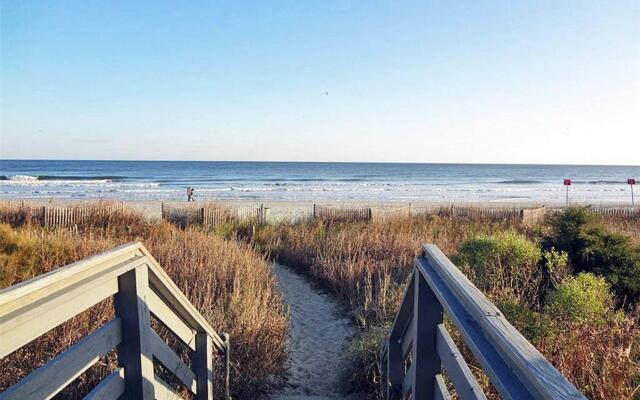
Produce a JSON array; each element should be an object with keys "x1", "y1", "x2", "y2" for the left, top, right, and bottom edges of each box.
[
  {"x1": 455, "y1": 231, "x2": 542, "y2": 304},
  {"x1": 339, "y1": 325, "x2": 388, "y2": 395},
  {"x1": 544, "y1": 208, "x2": 640, "y2": 308},
  {"x1": 496, "y1": 300, "x2": 555, "y2": 343},
  {"x1": 545, "y1": 273, "x2": 613, "y2": 325}
]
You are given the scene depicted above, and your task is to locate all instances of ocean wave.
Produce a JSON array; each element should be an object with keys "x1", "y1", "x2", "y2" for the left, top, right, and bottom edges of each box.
[
  {"x1": 497, "y1": 180, "x2": 543, "y2": 184},
  {"x1": 0, "y1": 174, "x2": 127, "y2": 182}
]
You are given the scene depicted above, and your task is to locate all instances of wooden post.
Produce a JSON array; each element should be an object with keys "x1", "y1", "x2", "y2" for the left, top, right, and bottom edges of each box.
[
  {"x1": 42, "y1": 206, "x2": 48, "y2": 229},
  {"x1": 224, "y1": 333, "x2": 231, "y2": 400},
  {"x1": 259, "y1": 204, "x2": 265, "y2": 224},
  {"x1": 411, "y1": 272, "x2": 443, "y2": 400},
  {"x1": 386, "y1": 336, "x2": 403, "y2": 399},
  {"x1": 114, "y1": 265, "x2": 155, "y2": 399},
  {"x1": 193, "y1": 332, "x2": 213, "y2": 400},
  {"x1": 313, "y1": 203, "x2": 317, "y2": 219}
]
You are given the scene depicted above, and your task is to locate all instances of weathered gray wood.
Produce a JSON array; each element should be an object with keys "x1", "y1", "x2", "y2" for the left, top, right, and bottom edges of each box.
[
  {"x1": 387, "y1": 271, "x2": 415, "y2": 398},
  {"x1": 83, "y1": 367, "x2": 126, "y2": 400},
  {"x1": 420, "y1": 244, "x2": 586, "y2": 399},
  {"x1": 223, "y1": 333, "x2": 230, "y2": 400},
  {"x1": 114, "y1": 265, "x2": 155, "y2": 399},
  {"x1": 144, "y1": 252, "x2": 226, "y2": 352},
  {"x1": 147, "y1": 289, "x2": 197, "y2": 351},
  {"x1": 150, "y1": 330, "x2": 197, "y2": 394},
  {"x1": 193, "y1": 332, "x2": 214, "y2": 400},
  {"x1": 1, "y1": 242, "x2": 229, "y2": 400},
  {"x1": 1, "y1": 318, "x2": 122, "y2": 400},
  {"x1": 0, "y1": 244, "x2": 142, "y2": 312},
  {"x1": 434, "y1": 374, "x2": 451, "y2": 400},
  {"x1": 435, "y1": 324, "x2": 486, "y2": 400},
  {"x1": 0, "y1": 255, "x2": 146, "y2": 358},
  {"x1": 411, "y1": 270, "x2": 443, "y2": 400}
]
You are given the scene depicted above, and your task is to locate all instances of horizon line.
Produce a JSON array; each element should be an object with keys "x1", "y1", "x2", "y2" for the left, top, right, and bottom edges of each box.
[{"x1": 0, "y1": 158, "x2": 639, "y2": 168}]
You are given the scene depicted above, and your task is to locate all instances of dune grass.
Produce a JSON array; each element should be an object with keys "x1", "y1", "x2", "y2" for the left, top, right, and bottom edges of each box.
[
  {"x1": 0, "y1": 207, "x2": 288, "y2": 399},
  {"x1": 251, "y1": 212, "x2": 640, "y2": 399}
]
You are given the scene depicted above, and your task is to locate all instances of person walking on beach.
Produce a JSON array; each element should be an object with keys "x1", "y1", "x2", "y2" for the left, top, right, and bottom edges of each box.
[{"x1": 186, "y1": 187, "x2": 194, "y2": 202}]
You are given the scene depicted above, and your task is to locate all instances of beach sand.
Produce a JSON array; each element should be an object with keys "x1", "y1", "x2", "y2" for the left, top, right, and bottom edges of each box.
[{"x1": 270, "y1": 263, "x2": 360, "y2": 400}]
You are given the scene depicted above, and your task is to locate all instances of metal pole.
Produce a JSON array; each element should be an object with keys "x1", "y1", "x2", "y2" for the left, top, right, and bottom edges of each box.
[
  {"x1": 632, "y1": 184, "x2": 635, "y2": 206},
  {"x1": 566, "y1": 186, "x2": 569, "y2": 206}
]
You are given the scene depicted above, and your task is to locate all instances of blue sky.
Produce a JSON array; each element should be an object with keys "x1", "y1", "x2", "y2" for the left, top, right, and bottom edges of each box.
[{"x1": 1, "y1": 1, "x2": 639, "y2": 164}]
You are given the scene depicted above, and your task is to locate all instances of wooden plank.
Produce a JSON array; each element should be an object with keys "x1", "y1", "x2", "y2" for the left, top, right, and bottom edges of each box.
[
  {"x1": 147, "y1": 289, "x2": 197, "y2": 351},
  {"x1": 192, "y1": 332, "x2": 213, "y2": 400},
  {"x1": 0, "y1": 256, "x2": 147, "y2": 358},
  {"x1": 114, "y1": 265, "x2": 155, "y2": 399},
  {"x1": 0, "y1": 243, "x2": 142, "y2": 309},
  {"x1": 435, "y1": 324, "x2": 486, "y2": 400},
  {"x1": 150, "y1": 330, "x2": 197, "y2": 394},
  {"x1": 153, "y1": 376, "x2": 184, "y2": 400},
  {"x1": 411, "y1": 271, "x2": 443, "y2": 400},
  {"x1": 83, "y1": 367, "x2": 125, "y2": 400},
  {"x1": 143, "y1": 248, "x2": 226, "y2": 352},
  {"x1": 1, "y1": 318, "x2": 122, "y2": 400},
  {"x1": 387, "y1": 271, "x2": 415, "y2": 398},
  {"x1": 434, "y1": 374, "x2": 451, "y2": 400},
  {"x1": 422, "y1": 245, "x2": 586, "y2": 399}
]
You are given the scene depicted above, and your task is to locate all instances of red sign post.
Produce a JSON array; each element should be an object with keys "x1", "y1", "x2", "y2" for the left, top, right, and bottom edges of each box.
[
  {"x1": 629, "y1": 179, "x2": 636, "y2": 206},
  {"x1": 563, "y1": 179, "x2": 571, "y2": 206}
]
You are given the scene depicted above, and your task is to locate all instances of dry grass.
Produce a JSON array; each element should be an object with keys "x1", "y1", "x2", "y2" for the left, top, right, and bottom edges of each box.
[
  {"x1": 0, "y1": 209, "x2": 288, "y2": 399},
  {"x1": 252, "y1": 214, "x2": 640, "y2": 399}
]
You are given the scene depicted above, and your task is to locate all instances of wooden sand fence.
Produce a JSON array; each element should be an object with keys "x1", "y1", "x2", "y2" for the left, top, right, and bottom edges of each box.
[
  {"x1": 202, "y1": 205, "x2": 267, "y2": 228},
  {"x1": 313, "y1": 204, "x2": 372, "y2": 222},
  {"x1": 42, "y1": 203, "x2": 125, "y2": 229},
  {"x1": 371, "y1": 205, "x2": 413, "y2": 222},
  {"x1": 587, "y1": 206, "x2": 640, "y2": 219},
  {"x1": 0, "y1": 202, "x2": 126, "y2": 229},
  {"x1": 163, "y1": 204, "x2": 268, "y2": 229}
]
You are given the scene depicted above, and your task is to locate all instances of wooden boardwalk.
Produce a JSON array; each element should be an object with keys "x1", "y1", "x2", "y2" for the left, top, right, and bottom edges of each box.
[
  {"x1": 0, "y1": 242, "x2": 230, "y2": 400},
  {"x1": 380, "y1": 245, "x2": 586, "y2": 400}
]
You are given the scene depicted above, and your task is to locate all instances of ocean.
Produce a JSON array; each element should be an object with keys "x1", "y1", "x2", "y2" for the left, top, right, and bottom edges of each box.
[{"x1": 0, "y1": 160, "x2": 638, "y2": 204}]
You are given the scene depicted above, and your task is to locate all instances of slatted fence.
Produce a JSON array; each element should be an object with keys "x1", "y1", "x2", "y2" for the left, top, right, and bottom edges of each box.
[
  {"x1": 313, "y1": 205, "x2": 372, "y2": 222},
  {"x1": 163, "y1": 204, "x2": 268, "y2": 229},
  {"x1": 0, "y1": 242, "x2": 230, "y2": 400},
  {"x1": 587, "y1": 206, "x2": 640, "y2": 219},
  {"x1": 42, "y1": 203, "x2": 125, "y2": 229},
  {"x1": 371, "y1": 205, "x2": 413, "y2": 222},
  {"x1": 380, "y1": 244, "x2": 586, "y2": 400},
  {"x1": 439, "y1": 205, "x2": 523, "y2": 221}
]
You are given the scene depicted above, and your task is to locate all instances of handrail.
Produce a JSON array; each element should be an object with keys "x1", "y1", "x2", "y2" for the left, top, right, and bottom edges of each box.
[
  {"x1": 380, "y1": 244, "x2": 586, "y2": 400},
  {"x1": 0, "y1": 242, "x2": 230, "y2": 400}
]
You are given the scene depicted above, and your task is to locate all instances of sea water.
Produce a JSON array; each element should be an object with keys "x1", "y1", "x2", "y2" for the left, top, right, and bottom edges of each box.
[{"x1": 1, "y1": 160, "x2": 638, "y2": 204}]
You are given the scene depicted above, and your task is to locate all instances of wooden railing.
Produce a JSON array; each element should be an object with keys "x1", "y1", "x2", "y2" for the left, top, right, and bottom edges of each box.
[
  {"x1": 0, "y1": 242, "x2": 230, "y2": 400},
  {"x1": 380, "y1": 244, "x2": 585, "y2": 400}
]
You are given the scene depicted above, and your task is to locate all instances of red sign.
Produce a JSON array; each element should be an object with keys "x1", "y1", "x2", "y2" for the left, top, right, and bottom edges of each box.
[
  {"x1": 629, "y1": 179, "x2": 636, "y2": 185},
  {"x1": 564, "y1": 179, "x2": 571, "y2": 186}
]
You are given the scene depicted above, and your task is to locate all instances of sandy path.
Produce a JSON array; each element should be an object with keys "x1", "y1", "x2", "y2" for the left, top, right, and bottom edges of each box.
[{"x1": 270, "y1": 264, "x2": 355, "y2": 400}]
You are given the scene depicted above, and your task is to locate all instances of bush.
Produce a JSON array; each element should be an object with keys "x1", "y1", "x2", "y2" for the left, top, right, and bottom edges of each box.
[
  {"x1": 545, "y1": 273, "x2": 613, "y2": 325},
  {"x1": 544, "y1": 208, "x2": 640, "y2": 308},
  {"x1": 497, "y1": 300, "x2": 555, "y2": 343},
  {"x1": 455, "y1": 231, "x2": 542, "y2": 304}
]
